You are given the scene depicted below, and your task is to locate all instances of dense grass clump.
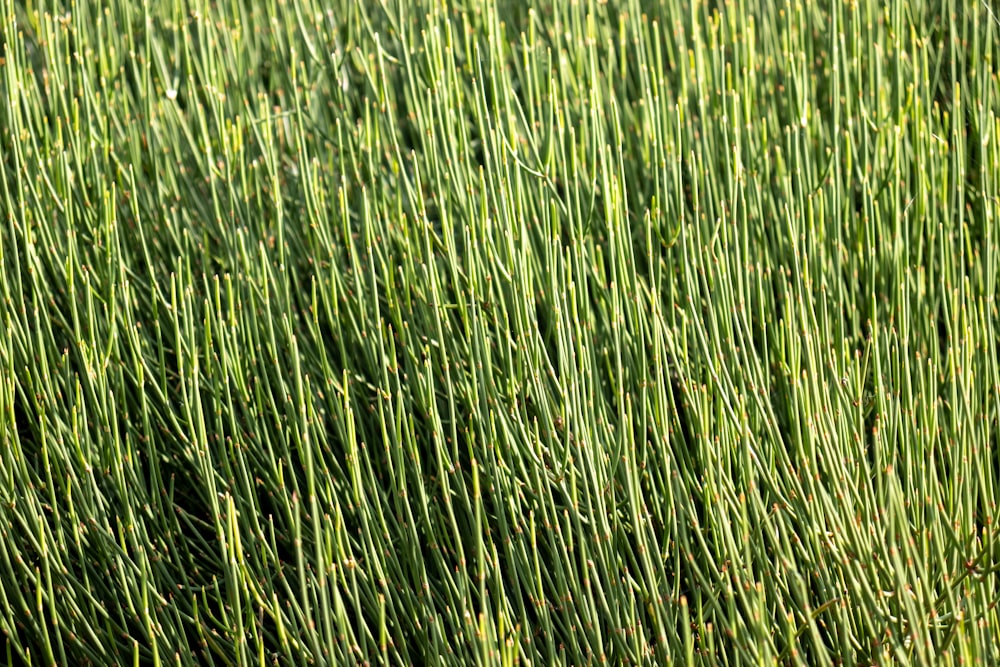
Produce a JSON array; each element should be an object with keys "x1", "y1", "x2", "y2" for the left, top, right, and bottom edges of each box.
[{"x1": 2, "y1": 0, "x2": 1000, "y2": 664}]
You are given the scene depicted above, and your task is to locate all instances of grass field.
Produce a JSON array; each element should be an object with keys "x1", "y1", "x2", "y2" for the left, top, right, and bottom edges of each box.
[{"x1": 2, "y1": 0, "x2": 1000, "y2": 664}]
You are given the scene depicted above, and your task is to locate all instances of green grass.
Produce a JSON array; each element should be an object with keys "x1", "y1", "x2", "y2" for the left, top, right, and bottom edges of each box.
[{"x1": 1, "y1": 0, "x2": 999, "y2": 664}]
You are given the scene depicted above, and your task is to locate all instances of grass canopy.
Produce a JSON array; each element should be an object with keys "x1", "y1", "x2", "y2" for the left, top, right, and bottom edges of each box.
[{"x1": 2, "y1": 0, "x2": 1000, "y2": 664}]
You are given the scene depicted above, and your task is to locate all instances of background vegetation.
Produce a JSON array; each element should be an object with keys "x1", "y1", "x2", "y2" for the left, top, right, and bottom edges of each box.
[{"x1": 2, "y1": 0, "x2": 999, "y2": 663}]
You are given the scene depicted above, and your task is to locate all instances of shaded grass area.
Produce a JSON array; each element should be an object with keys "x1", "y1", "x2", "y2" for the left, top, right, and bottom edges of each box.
[{"x1": 1, "y1": 0, "x2": 1000, "y2": 664}]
